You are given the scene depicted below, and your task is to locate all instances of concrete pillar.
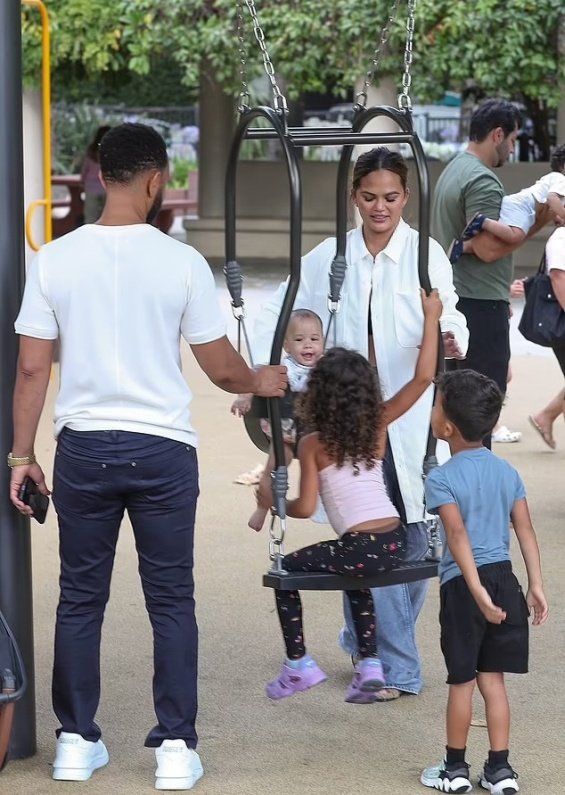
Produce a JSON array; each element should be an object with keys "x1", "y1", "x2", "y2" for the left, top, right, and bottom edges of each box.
[
  {"x1": 353, "y1": 75, "x2": 399, "y2": 159},
  {"x1": 197, "y1": 60, "x2": 236, "y2": 219},
  {"x1": 351, "y1": 75, "x2": 404, "y2": 226},
  {"x1": 22, "y1": 89, "x2": 45, "y2": 262}
]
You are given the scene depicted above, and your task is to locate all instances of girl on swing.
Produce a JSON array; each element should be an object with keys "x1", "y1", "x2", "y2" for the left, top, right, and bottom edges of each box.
[{"x1": 260, "y1": 287, "x2": 442, "y2": 703}]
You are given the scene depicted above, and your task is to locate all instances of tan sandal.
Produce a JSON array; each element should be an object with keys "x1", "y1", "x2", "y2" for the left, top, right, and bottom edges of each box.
[
  {"x1": 372, "y1": 687, "x2": 402, "y2": 702},
  {"x1": 528, "y1": 416, "x2": 556, "y2": 450}
]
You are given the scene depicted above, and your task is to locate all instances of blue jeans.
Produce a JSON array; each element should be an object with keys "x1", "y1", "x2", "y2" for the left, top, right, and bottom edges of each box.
[
  {"x1": 339, "y1": 438, "x2": 429, "y2": 694},
  {"x1": 339, "y1": 521, "x2": 429, "y2": 694},
  {"x1": 51, "y1": 429, "x2": 199, "y2": 748}
]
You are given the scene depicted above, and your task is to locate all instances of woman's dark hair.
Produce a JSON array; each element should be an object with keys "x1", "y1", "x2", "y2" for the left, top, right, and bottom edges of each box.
[
  {"x1": 352, "y1": 147, "x2": 408, "y2": 191},
  {"x1": 86, "y1": 125, "x2": 112, "y2": 162},
  {"x1": 469, "y1": 99, "x2": 521, "y2": 143},
  {"x1": 99, "y1": 123, "x2": 168, "y2": 185},
  {"x1": 550, "y1": 143, "x2": 565, "y2": 174},
  {"x1": 295, "y1": 347, "x2": 384, "y2": 469},
  {"x1": 435, "y1": 370, "x2": 503, "y2": 442}
]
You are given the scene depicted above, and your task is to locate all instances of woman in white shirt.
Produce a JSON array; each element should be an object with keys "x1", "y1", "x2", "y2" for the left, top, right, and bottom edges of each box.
[
  {"x1": 528, "y1": 226, "x2": 565, "y2": 449},
  {"x1": 253, "y1": 147, "x2": 469, "y2": 699}
]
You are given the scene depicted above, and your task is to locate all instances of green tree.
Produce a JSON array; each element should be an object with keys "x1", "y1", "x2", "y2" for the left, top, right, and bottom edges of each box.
[
  {"x1": 23, "y1": 0, "x2": 565, "y2": 153},
  {"x1": 416, "y1": 0, "x2": 565, "y2": 156},
  {"x1": 22, "y1": 0, "x2": 408, "y2": 99}
]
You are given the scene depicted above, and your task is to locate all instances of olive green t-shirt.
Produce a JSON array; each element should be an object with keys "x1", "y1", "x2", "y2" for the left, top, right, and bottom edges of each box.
[{"x1": 431, "y1": 151, "x2": 512, "y2": 302}]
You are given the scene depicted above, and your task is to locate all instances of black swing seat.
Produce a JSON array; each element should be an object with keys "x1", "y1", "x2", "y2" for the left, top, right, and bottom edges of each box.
[
  {"x1": 263, "y1": 558, "x2": 438, "y2": 591},
  {"x1": 243, "y1": 392, "x2": 298, "y2": 455}
]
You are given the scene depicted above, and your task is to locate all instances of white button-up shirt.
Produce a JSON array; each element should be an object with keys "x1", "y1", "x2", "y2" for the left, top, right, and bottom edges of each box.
[{"x1": 252, "y1": 219, "x2": 469, "y2": 524}]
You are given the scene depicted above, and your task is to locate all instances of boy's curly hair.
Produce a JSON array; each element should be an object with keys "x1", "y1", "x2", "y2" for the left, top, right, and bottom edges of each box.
[{"x1": 295, "y1": 347, "x2": 384, "y2": 469}]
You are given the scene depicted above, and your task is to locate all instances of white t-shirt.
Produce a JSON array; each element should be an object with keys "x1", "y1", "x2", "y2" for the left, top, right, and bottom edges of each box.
[
  {"x1": 546, "y1": 227, "x2": 565, "y2": 273},
  {"x1": 530, "y1": 171, "x2": 565, "y2": 204},
  {"x1": 15, "y1": 224, "x2": 226, "y2": 446},
  {"x1": 283, "y1": 354, "x2": 313, "y2": 392}
]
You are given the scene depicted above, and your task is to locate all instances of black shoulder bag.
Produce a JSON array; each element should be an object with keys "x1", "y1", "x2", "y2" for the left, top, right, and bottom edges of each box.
[{"x1": 518, "y1": 253, "x2": 565, "y2": 347}]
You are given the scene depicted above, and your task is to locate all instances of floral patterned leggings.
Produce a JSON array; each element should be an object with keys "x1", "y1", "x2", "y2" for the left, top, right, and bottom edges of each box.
[{"x1": 275, "y1": 526, "x2": 406, "y2": 659}]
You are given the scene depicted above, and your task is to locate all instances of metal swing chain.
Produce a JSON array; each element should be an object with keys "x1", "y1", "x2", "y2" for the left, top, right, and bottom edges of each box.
[
  {"x1": 355, "y1": 0, "x2": 400, "y2": 109},
  {"x1": 236, "y1": 0, "x2": 251, "y2": 113},
  {"x1": 398, "y1": 0, "x2": 416, "y2": 110},
  {"x1": 240, "y1": 0, "x2": 288, "y2": 114},
  {"x1": 268, "y1": 511, "x2": 286, "y2": 567}
]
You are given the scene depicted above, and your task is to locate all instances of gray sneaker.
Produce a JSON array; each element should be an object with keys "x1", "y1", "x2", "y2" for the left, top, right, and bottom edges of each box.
[
  {"x1": 421, "y1": 757, "x2": 472, "y2": 793},
  {"x1": 479, "y1": 763, "x2": 519, "y2": 794}
]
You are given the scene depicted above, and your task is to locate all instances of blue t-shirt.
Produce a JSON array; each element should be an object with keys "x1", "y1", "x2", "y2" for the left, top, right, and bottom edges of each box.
[{"x1": 424, "y1": 448, "x2": 526, "y2": 584}]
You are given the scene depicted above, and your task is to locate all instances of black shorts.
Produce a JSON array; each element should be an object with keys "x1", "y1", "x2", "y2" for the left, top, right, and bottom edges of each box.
[{"x1": 439, "y1": 561, "x2": 529, "y2": 685}]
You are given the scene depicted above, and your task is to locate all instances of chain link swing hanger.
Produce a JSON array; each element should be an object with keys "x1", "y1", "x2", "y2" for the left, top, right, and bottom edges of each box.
[
  {"x1": 355, "y1": 0, "x2": 416, "y2": 113},
  {"x1": 236, "y1": 0, "x2": 288, "y2": 115}
]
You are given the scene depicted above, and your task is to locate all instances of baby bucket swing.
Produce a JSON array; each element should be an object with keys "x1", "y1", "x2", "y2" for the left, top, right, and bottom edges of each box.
[{"x1": 224, "y1": 0, "x2": 442, "y2": 590}]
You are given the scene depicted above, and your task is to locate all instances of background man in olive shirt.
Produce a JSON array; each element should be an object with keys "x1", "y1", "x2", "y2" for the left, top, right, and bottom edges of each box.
[{"x1": 431, "y1": 100, "x2": 523, "y2": 447}]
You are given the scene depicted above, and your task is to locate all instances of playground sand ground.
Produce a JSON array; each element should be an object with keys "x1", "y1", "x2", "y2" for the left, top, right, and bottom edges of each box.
[{"x1": 2, "y1": 349, "x2": 564, "y2": 795}]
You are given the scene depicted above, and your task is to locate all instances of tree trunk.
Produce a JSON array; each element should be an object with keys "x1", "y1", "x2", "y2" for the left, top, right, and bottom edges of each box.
[
  {"x1": 198, "y1": 59, "x2": 236, "y2": 219},
  {"x1": 523, "y1": 97, "x2": 550, "y2": 161},
  {"x1": 558, "y1": 14, "x2": 565, "y2": 144}
]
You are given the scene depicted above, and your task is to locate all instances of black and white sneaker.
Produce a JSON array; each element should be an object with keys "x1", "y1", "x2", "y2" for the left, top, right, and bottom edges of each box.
[
  {"x1": 447, "y1": 238, "x2": 464, "y2": 264},
  {"x1": 421, "y1": 758, "x2": 472, "y2": 793},
  {"x1": 462, "y1": 212, "x2": 487, "y2": 240},
  {"x1": 479, "y1": 763, "x2": 519, "y2": 794}
]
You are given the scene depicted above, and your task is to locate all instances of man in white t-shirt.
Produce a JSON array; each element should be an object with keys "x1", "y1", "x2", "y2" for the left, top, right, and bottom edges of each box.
[{"x1": 8, "y1": 123, "x2": 287, "y2": 790}]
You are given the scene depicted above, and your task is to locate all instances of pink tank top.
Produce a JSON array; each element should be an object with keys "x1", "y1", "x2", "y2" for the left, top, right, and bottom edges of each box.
[{"x1": 318, "y1": 460, "x2": 399, "y2": 538}]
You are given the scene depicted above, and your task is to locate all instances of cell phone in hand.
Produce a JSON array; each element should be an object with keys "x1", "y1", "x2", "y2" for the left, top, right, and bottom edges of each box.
[{"x1": 18, "y1": 477, "x2": 49, "y2": 524}]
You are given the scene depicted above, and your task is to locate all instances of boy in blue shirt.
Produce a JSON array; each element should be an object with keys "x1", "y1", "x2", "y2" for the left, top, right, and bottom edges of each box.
[{"x1": 420, "y1": 370, "x2": 548, "y2": 795}]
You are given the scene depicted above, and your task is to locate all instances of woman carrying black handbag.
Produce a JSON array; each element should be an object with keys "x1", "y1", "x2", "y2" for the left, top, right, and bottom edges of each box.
[{"x1": 520, "y1": 226, "x2": 565, "y2": 448}]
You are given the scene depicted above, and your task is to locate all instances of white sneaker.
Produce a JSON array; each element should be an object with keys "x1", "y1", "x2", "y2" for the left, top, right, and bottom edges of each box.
[
  {"x1": 492, "y1": 425, "x2": 522, "y2": 443},
  {"x1": 52, "y1": 731, "x2": 109, "y2": 781},
  {"x1": 155, "y1": 739, "x2": 203, "y2": 791}
]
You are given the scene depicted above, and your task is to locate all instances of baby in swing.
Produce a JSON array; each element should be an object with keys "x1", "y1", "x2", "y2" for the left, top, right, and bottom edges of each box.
[
  {"x1": 231, "y1": 308, "x2": 324, "y2": 531},
  {"x1": 257, "y1": 288, "x2": 442, "y2": 703}
]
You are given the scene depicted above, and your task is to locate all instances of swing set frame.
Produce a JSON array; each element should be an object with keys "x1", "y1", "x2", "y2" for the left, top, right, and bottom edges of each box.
[{"x1": 224, "y1": 0, "x2": 442, "y2": 587}]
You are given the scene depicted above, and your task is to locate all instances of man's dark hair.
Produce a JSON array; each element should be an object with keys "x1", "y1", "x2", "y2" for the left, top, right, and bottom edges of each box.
[
  {"x1": 469, "y1": 99, "x2": 521, "y2": 143},
  {"x1": 436, "y1": 369, "x2": 503, "y2": 442},
  {"x1": 99, "y1": 123, "x2": 168, "y2": 184},
  {"x1": 550, "y1": 143, "x2": 565, "y2": 174}
]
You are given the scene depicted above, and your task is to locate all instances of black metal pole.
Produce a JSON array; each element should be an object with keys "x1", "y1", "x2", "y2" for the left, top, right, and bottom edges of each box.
[
  {"x1": 0, "y1": 0, "x2": 37, "y2": 759},
  {"x1": 245, "y1": 129, "x2": 415, "y2": 146}
]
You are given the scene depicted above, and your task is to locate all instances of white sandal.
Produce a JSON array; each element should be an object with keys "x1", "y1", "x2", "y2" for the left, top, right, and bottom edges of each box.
[{"x1": 492, "y1": 425, "x2": 522, "y2": 443}]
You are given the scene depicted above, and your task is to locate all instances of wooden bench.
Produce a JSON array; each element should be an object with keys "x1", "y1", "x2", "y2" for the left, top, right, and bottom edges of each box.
[
  {"x1": 155, "y1": 197, "x2": 198, "y2": 233},
  {"x1": 51, "y1": 175, "x2": 199, "y2": 238},
  {"x1": 263, "y1": 559, "x2": 439, "y2": 591}
]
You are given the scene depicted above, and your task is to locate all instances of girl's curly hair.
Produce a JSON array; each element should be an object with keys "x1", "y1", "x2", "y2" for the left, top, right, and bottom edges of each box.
[{"x1": 295, "y1": 347, "x2": 385, "y2": 469}]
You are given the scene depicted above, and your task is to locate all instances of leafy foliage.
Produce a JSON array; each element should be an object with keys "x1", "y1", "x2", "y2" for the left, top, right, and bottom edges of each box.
[
  {"x1": 416, "y1": 0, "x2": 565, "y2": 108},
  {"x1": 22, "y1": 0, "x2": 565, "y2": 107}
]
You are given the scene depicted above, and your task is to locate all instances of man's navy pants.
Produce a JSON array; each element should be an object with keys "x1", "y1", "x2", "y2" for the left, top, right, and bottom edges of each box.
[{"x1": 51, "y1": 429, "x2": 199, "y2": 748}]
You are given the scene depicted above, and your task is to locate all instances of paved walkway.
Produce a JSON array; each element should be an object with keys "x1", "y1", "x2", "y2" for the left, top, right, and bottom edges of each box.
[{"x1": 2, "y1": 350, "x2": 564, "y2": 795}]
